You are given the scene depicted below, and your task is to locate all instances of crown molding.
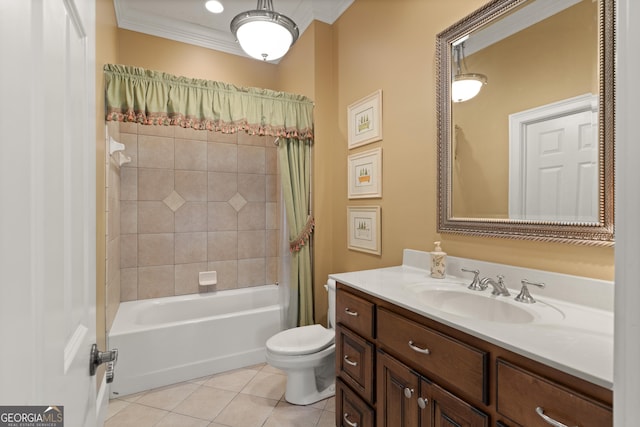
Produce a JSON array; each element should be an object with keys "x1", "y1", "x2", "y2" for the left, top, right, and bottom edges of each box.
[{"x1": 113, "y1": 0, "x2": 354, "y2": 61}]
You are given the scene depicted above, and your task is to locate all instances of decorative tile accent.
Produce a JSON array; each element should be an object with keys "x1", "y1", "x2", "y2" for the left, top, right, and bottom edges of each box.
[
  {"x1": 228, "y1": 192, "x2": 247, "y2": 212},
  {"x1": 164, "y1": 191, "x2": 186, "y2": 212}
]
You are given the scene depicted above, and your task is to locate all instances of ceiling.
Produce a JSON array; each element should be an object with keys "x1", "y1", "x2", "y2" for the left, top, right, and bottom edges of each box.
[{"x1": 113, "y1": 0, "x2": 354, "y2": 61}]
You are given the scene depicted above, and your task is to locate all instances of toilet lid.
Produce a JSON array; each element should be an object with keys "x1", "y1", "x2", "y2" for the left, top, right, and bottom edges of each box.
[{"x1": 266, "y1": 325, "x2": 335, "y2": 356}]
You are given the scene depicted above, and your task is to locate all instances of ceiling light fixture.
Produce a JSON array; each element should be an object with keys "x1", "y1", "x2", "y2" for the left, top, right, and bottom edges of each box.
[
  {"x1": 205, "y1": 0, "x2": 224, "y2": 14},
  {"x1": 230, "y1": 0, "x2": 299, "y2": 62},
  {"x1": 451, "y1": 41, "x2": 487, "y2": 103}
]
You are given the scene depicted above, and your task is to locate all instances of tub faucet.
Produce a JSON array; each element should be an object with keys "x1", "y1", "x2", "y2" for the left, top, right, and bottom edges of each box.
[{"x1": 480, "y1": 275, "x2": 510, "y2": 297}]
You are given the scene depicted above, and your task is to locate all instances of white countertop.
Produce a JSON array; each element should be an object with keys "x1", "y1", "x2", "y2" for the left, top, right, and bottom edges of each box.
[{"x1": 329, "y1": 255, "x2": 613, "y2": 390}]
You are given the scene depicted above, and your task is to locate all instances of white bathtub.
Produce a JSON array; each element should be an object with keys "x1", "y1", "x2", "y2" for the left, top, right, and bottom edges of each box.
[{"x1": 108, "y1": 285, "x2": 281, "y2": 398}]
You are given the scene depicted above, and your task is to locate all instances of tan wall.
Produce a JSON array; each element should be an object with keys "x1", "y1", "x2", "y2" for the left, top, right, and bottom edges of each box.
[
  {"x1": 117, "y1": 30, "x2": 279, "y2": 90},
  {"x1": 329, "y1": 0, "x2": 613, "y2": 281}
]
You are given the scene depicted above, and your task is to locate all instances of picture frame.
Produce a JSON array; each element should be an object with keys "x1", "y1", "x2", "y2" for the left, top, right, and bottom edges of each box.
[
  {"x1": 347, "y1": 206, "x2": 381, "y2": 255},
  {"x1": 348, "y1": 147, "x2": 382, "y2": 199},
  {"x1": 347, "y1": 89, "x2": 383, "y2": 149}
]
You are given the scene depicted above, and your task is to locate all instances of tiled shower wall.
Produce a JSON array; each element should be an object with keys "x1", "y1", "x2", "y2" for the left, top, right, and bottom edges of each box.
[{"x1": 116, "y1": 122, "x2": 280, "y2": 302}]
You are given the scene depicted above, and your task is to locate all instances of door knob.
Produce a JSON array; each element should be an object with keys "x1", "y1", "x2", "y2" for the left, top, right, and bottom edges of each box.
[{"x1": 89, "y1": 343, "x2": 118, "y2": 383}]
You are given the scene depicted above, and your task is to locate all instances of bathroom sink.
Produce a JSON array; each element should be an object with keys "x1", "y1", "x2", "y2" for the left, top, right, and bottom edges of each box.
[{"x1": 405, "y1": 285, "x2": 564, "y2": 324}]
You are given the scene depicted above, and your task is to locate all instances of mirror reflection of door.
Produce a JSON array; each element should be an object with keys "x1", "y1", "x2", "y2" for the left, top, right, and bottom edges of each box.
[
  {"x1": 449, "y1": 0, "x2": 599, "y2": 221},
  {"x1": 509, "y1": 94, "x2": 598, "y2": 222}
]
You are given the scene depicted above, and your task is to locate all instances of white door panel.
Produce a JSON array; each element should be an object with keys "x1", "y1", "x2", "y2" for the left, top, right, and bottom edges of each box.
[
  {"x1": 0, "y1": 0, "x2": 97, "y2": 425},
  {"x1": 509, "y1": 94, "x2": 598, "y2": 222}
]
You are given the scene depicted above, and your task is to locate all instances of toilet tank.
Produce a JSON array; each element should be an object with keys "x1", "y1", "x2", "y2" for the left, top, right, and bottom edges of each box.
[{"x1": 326, "y1": 279, "x2": 337, "y2": 329}]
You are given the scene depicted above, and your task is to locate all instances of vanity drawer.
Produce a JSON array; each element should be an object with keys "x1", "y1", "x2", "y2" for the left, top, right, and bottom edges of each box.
[
  {"x1": 336, "y1": 287, "x2": 375, "y2": 340},
  {"x1": 336, "y1": 378, "x2": 375, "y2": 427},
  {"x1": 496, "y1": 359, "x2": 612, "y2": 427},
  {"x1": 337, "y1": 325, "x2": 375, "y2": 404},
  {"x1": 377, "y1": 307, "x2": 488, "y2": 404}
]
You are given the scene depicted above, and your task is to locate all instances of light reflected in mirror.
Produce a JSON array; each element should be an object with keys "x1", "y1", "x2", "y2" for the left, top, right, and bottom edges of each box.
[{"x1": 437, "y1": 0, "x2": 614, "y2": 245}]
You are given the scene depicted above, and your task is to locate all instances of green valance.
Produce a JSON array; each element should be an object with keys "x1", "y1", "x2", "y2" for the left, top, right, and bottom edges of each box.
[{"x1": 104, "y1": 64, "x2": 314, "y2": 140}]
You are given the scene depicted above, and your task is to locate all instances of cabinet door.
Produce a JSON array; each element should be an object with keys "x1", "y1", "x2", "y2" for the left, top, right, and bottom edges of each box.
[
  {"x1": 421, "y1": 378, "x2": 488, "y2": 427},
  {"x1": 377, "y1": 351, "x2": 420, "y2": 427}
]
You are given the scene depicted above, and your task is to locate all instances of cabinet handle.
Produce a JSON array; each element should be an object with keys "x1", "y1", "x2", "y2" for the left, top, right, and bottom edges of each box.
[
  {"x1": 343, "y1": 355, "x2": 358, "y2": 367},
  {"x1": 404, "y1": 387, "x2": 414, "y2": 398},
  {"x1": 343, "y1": 412, "x2": 358, "y2": 427},
  {"x1": 344, "y1": 308, "x2": 359, "y2": 316},
  {"x1": 535, "y1": 407, "x2": 576, "y2": 427},
  {"x1": 408, "y1": 340, "x2": 431, "y2": 355},
  {"x1": 417, "y1": 397, "x2": 429, "y2": 409}
]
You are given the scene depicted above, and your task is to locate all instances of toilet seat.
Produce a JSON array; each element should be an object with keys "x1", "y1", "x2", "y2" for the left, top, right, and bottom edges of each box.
[{"x1": 266, "y1": 325, "x2": 334, "y2": 356}]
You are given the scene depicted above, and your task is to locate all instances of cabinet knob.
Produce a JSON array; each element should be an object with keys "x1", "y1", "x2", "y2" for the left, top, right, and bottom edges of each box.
[
  {"x1": 417, "y1": 397, "x2": 429, "y2": 409},
  {"x1": 535, "y1": 407, "x2": 576, "y2": 427},
  {"x1": 343, "y1": 412, "x2": 358, "y2": 427},
  {"x1": 404, "y1": 387, "x2": 414, "y2": 398}
]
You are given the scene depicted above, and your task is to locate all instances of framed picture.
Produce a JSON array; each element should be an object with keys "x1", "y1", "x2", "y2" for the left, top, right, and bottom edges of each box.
[
  {"x1": 348, "y1": 148, "x2": 382, "y2": 199},
  {"x1": 347, "y1": 89, "x2": 383, "y2": 149},
  {"x1": 347, "y1": 206, "x2": 381, "y2": 255}
]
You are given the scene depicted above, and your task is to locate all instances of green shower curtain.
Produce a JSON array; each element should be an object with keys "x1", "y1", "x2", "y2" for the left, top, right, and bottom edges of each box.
[
  {"x1": 279, "y1": 138, "x2": 314, "y2": 327},
  {"x1": 104, "y1": 64, "x2": 316, "y2": 326}
]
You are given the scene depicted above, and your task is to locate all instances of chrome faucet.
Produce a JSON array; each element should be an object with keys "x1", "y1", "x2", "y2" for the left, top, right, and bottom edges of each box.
[
  {"x1": 515, "y1": 279, "x2": 545, "y2": 304},
  {"x1": 461, "y1": 268, "x2": 486, "y2": 291},
  {"x1": 480, "y1": 275, "x2": 510, "y2": 297}
]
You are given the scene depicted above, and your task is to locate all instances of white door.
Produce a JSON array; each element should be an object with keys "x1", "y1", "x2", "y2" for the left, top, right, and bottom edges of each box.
[
  {"x1": 509, "y1": 94, "x2": 598, "y2": 222},
  {"x1": 0, "y1": 1, "x2": 97, "y2": 426}
]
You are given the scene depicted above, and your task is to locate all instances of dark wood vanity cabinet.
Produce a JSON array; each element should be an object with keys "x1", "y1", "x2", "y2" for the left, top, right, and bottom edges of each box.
[
  {"x1": 377, "y1": 350, "x2": 488, "y2": 427},
  {"x1": 335, "y1": 282, "x2": 612, "y2": 427},
  {"x1": 336, "y1": 288, "x2": 376, "y2": 426}
]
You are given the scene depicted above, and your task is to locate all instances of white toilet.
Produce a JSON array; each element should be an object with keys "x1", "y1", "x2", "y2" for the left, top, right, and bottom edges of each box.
[{"x1": 265, "y1": 279, "x2": 337, "y2": 405}]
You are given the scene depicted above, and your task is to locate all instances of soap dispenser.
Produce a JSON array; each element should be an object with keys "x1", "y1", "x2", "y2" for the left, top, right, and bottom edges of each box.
[{"x1": 430, "y1": 241, "x2": 447, "y2": 279}]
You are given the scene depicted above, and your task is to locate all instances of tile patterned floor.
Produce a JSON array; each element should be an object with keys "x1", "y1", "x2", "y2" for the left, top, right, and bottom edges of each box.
[{"x1": 105, "y1": 364, "x2": 336, "y2": 427}]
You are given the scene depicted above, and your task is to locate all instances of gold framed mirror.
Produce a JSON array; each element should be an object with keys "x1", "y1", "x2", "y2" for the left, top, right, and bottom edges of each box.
[{"x1": 436, "y1": 0, "x2": 614, "y2": 246}]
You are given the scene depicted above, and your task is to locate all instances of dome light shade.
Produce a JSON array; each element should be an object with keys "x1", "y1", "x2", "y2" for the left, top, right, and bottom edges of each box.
[
  {"x1": 452, "y1": 73, "x2": 487, "y2": 103},
  {"x1": 451, "y1": 41, "x2": 487, "y2": 102},
  {"x1": 230, "y1": 0, "x2": 299, "y2": 62}
]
